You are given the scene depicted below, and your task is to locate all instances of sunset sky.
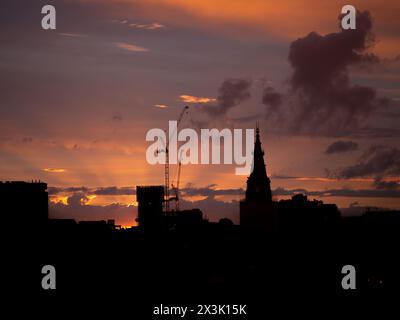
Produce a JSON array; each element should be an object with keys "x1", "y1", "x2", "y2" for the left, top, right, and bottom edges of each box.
[{"x1": 1, "y1": 0, "x2": 399, "y2": 226}]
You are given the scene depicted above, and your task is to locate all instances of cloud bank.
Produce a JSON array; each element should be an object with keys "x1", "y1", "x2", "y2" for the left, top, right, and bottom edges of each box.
[
  {"x1": 262, "y1": 10, "x2": 390, "y2": 136},
  {"x1": 325, "y1": 141, "x2": 358, "y2": 154}
]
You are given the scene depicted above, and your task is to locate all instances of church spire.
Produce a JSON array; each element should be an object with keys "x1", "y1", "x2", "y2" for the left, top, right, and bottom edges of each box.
[{"x1": 245, "y1": 125, "x2": 272, "y2": 202}]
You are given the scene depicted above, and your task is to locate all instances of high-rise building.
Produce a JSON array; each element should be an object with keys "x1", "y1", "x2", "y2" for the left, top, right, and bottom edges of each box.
[
  {"x1": 136, "y1": 186, "x2": 164, "y2": 230},
  {"x1": 0, "y1": 181, "x2": 48, "y2": 226}
]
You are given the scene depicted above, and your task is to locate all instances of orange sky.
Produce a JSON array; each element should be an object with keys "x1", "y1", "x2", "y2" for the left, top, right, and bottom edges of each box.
[
  {"x1": 1, "y1": 0, "x2": 399, "y2": 226},
  {"x1": 109, "y1": 0, "x2": 400, "y2": 53}
]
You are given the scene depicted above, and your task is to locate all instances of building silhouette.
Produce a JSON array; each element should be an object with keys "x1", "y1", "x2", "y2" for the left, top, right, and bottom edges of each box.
[
  {"x1": 2, "y1": 160, "x2": 400, "y2": 298},
  {"x1": 136, "y1": 185, "x2": 164, "y2": 230},
  {"x1": 277, "y1": 193, "x2": 340, "y2": 233},
  {"x1": 0, "y1": 180, "x2": 48, "y2": 226},
  {"x1": 136, "y1": 185, "x2": 205, "y2": 232},
  {"x1": 239, "y1": 127, "x2": 341, "y2": 233},
  {"x1": 245, "y1": 125, "x2": 272, "y2": 202},
  {"x1": 240, "y1": 126, "x2": 275, "y2": 232}
]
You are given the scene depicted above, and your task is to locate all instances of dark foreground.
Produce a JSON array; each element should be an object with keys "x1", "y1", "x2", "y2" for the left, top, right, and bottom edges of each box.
[{"x1": 4, "y1": 213, "x2": 400, "y2": 318}]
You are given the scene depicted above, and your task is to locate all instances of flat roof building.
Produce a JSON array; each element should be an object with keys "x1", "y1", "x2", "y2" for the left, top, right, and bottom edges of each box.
[{"x1": 0, "y1": 181, "x2": 48, "y2": 226}]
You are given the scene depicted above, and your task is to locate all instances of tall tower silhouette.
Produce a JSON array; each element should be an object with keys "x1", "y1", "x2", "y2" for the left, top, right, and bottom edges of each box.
[
  {"x1": 245, "y1": 125, "x2": 272, "y2": 202},
  {"x1": 240, "y1": 125, "x2": 275, "y2": 232}
]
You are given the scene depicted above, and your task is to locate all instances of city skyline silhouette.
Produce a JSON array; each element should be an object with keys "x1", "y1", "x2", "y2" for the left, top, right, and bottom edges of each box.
[
  {"x1": 1, "y1": 1, "x2": 400, "y2": 316},
  {"x1": 3, "y1": 126, "x2": 399, "y2": 299}
]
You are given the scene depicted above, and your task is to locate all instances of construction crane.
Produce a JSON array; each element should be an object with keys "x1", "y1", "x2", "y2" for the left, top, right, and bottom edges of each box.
[
  {"x1": 171, "y1": 150, "x2": 183, "y2": 211},
  {"x1": 164, "y1": 105, "x2": 188, "y2": 213}
]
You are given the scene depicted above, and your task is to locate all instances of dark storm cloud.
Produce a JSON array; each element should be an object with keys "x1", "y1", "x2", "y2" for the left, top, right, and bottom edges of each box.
[
  {"x1": 373, "y1": 178, "x2": 400, "y2": 190},
  {"x1": 181, "y1": 185, "x2": 245, "y2": 198},
  {"x1": 325, "y1": 140, "x2": 358, "y2": 154},
  {"x1": 48, "y1": 186, "x2": 89, "y2": 195},
  {"x1": 262, "y1": 86, "x2": 283, "y2": 114},
  {"x1": 273, "y1": 186, "x2": 400, "y2": 198},
  {"x1": 94, "y1": 186, "x2": 134, "y2": 195},
  {"x1": 49, "y1": 186, "x2": 135, "y2": 196},
  {"x1": 111, "y1": 113, "x2": 123, "y2": 122},
  {"x1": 189, "y1": 185, "x2": 400, "y2": 198},
  {"x1": 270, "y1": 174, "x2": 299, "y2": 180},
  {"x1": 185, "y1": 184, "x2": 400, "y2": 199},
  {"x1": 338, "y1": 145, "x2": 400, "y2": 179},
  {"x1": 202, "y1": 79, "x2": 251, "y2": 116},
  {"x1": 49, "y1": 183, "x2": 400, "y2": 200},
  {"x1": 287, "y1": 10, "x2": 385, "y2": 135},
  {"x1": 67, "y1": 192, "x2": 90, "y2": 206},
  {"x1": 262, "y1": 10, "x2": 390, "y2": 137},
  {"x1": 350, "y1": 127, "x2": 400, "y2": 138}
]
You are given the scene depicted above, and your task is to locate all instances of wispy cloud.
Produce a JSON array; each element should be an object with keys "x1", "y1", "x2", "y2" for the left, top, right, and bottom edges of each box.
[
  {"x1": 114, "y1": 42, "x2": 149, "y2": 52},
  {"x1": 43, "y1": 168, "x2": 66, "y2": 173},
  {"x1": 180, "y1": 95, "x2": 216, "y2": 103},
  {"x1": 154, "y1": 104, "x2": 168, "y2": 108},
  {"x1": 113, "y1": 19, "x2": 165, "y2": 30},
  {"x1": 129, "y1": 22, "x2": 165, "y2": 30},
  {"x1": 58, "y1": 32, "x2": 87, "y2": 38}
]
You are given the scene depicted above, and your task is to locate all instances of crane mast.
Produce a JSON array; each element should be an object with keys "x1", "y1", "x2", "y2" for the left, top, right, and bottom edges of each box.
[
  {"x1": 165, "y1": 105, "x2": 188, "y2": 213},
  {"x1": 171, "y1": 150, "x2": 183, "y2": 211},
  {"x1": 175, "y1": 157, "x2": 182, "y2": 211}
]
